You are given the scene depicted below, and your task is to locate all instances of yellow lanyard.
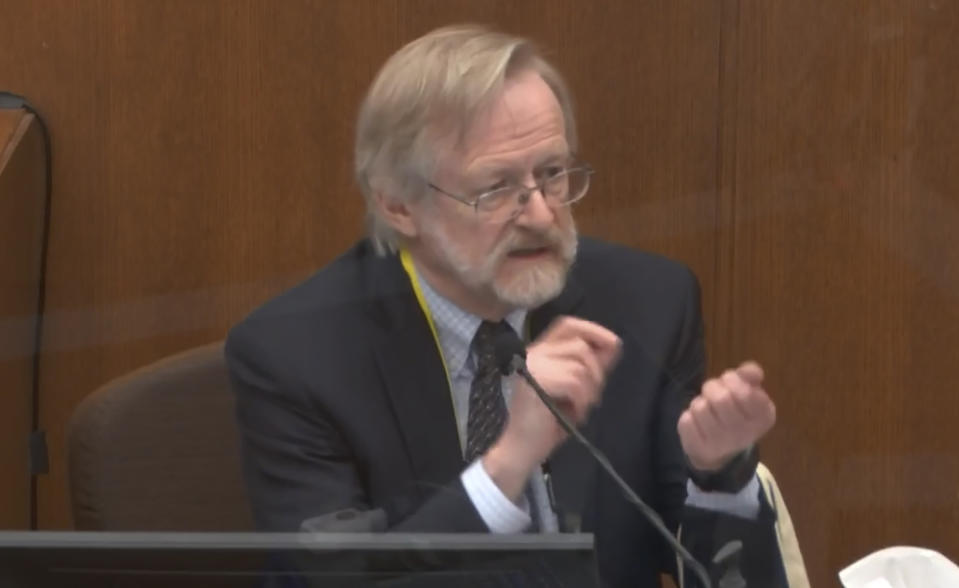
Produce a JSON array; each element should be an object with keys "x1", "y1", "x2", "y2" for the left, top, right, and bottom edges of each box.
[{"x1": 399, "y1": 249, "x2": 454, "y2": 395}]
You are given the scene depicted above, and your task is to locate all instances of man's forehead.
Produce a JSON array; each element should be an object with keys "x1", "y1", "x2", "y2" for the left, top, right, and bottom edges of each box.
[
  {"x1": 466, "y1": 140, "x2": 570, "y2": 175},
  {"x1": 456, "y1": 90, "x2": 568, "y2": 171}
]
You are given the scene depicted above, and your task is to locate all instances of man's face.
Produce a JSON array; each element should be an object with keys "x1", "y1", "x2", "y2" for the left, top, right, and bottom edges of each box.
[{"x1": 410, "y1": 70, "x2": 578, "y2": 311}]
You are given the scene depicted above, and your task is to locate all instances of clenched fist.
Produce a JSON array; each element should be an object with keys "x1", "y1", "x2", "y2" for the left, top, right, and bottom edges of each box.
[{"x1": 677, "y1": 361, "x2": 776, "y2": 472}]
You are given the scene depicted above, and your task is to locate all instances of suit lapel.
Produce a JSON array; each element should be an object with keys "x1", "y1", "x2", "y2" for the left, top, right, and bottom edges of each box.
[{"x1": 369, "y1": 256, "x2": 464, "y2": 497}]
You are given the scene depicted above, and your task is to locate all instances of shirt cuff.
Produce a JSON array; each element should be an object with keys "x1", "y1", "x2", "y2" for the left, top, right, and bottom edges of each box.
[
  {"x1": 685, "y1": 473, "x2": 761, "y2": 519},
  {"x1": 461, "y1": 459, "x2": 532, "y2": 533}
]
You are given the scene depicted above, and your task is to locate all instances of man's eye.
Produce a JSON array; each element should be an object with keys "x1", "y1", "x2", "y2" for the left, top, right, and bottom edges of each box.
[{"x1": 541, "y1": 166, "x2": 565, "y2": 178}]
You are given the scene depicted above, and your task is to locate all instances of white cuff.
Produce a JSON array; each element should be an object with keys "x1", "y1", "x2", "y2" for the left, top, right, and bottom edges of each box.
[
  {"x1": 685, "y1": 473, "x2": 761, "y2": 519},
  {"x1": 461, "y1": 459, "x2": 531, "y2": 533}
]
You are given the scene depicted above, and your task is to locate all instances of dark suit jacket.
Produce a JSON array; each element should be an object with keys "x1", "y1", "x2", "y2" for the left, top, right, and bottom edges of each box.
[{"x1": 226, "y1": 237, "x2": 788, "y2": 587}]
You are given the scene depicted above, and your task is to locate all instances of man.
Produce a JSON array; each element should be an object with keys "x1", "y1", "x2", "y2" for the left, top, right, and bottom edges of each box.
[{"x1": 226, "y1": 24, "x2": 787, "y2": 587}]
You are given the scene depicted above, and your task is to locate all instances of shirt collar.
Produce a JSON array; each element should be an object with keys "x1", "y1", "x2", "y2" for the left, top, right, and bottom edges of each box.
[{"x1": 415, "y1": 268, "x2": 526, "y2": 378}]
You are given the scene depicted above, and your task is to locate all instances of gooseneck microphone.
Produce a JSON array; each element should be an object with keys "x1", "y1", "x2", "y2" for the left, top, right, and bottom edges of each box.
[{"x1": 492, "y1": 330, "x2": 714, "y2": 588}]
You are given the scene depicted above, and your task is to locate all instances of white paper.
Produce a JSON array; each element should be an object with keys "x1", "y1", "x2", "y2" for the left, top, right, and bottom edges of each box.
[{"x1": 839, "y1": 546, "x2": 959, "y2": 588}]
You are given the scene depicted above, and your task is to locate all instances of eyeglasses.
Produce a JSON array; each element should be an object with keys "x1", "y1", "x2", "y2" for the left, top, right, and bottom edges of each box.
[{"x1": 427, "y1": 163, "x2": 594, "y2": 223}]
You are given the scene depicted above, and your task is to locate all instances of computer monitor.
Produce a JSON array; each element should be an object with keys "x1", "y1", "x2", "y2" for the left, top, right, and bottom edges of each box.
[{"x1": 0, "y1": 531, "x2": 598, "y2": 588}]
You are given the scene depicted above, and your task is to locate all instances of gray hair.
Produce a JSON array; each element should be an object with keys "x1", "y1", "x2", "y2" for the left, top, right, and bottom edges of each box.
[{"x1": 354, "y1": 24, "x2": 578, "y2": 254}]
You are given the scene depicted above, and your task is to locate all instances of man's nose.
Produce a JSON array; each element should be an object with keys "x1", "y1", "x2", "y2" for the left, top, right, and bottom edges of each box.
[{"x1": 513, "y1": 187, "x2": 555, "y2": 230}]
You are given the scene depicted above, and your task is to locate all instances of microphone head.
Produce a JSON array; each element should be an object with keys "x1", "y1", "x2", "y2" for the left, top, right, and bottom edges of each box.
[{"x1": 492, "y1": 327, "x2": 527, "y2": 375}]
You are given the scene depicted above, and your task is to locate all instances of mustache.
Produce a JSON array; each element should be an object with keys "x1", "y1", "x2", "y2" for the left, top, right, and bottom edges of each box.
[{"x1": 500, "y1": 227, "x2": 570, "y2": 252}]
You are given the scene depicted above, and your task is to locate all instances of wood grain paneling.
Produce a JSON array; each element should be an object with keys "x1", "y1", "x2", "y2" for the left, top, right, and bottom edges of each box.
[
  {"x1": 6, "y1": 1, "x2": 959, "y2": 585},
  {"x1": 0, "y1": 0, "x2": 723, "y2": 533},
  {"x1": 0, "y1": 110, "x2": 46, "y2": 528},
  {"x1": 716, "y1": 1, "x2": 959, "y2": 584}
]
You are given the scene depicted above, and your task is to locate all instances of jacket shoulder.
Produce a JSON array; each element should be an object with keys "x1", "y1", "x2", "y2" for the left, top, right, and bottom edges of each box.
[
  {"x1": 225, "y1": 240, "x2": 389, "y2": 366},
  {"x1": 574, "y1": 237, "x2": 699, "y2": 297}
]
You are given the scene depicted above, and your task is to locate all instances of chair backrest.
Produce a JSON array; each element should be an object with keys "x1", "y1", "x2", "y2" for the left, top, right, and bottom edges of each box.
[
  {"x1": 67, "y1": 342, "x2": 253, "y2": 531},
  {"x1": 756, "y1": 462, "x2": 811, "y2": 588}
]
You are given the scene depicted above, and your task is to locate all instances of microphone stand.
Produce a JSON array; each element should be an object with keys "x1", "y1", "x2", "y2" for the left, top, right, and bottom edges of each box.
[{"x1": 507, "y1": 356, "x2": 715, "y2": 588}]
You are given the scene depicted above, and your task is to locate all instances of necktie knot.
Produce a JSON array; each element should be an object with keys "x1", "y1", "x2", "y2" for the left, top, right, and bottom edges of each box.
[{"x1": 472, "y1": 320, "x2": 513, "y2": 378}]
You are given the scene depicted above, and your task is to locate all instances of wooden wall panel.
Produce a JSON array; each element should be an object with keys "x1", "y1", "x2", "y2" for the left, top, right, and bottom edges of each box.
[
  {"x1": 0, "y1": 0, "x2": 723, "y2": 533},
  {"x1": 716, "y1": 1, "x2": 959, "y2": 585},
  {"x1": 0, "y1": 111, "x2": 46, "y2": 529},
  {"x1": 7, "y1": 0, "x2": 959, "y2": 584}
]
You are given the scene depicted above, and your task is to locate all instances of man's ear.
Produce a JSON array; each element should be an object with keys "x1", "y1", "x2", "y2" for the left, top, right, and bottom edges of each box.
[{"x1": 373, "y1": 189, "x2": 419, "y2": 239}]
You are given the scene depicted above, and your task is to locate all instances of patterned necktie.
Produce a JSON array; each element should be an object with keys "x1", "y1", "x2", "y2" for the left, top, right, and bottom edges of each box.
[{"x1": 465, "y1": 320, "x2": 512, "y2": 463}]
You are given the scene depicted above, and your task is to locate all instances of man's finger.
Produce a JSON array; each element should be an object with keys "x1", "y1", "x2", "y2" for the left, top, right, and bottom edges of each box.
[
  {"x1": 730, "y1": 384, "x2": 774, "y2": 421},
  {"x1": 720, "y1": 369, "x2": 751, "y2": 396},
  {"x1": 710, "y1": 391, "x2": 749, "y2": 429},
  {"x1": 689, "y1": 396, "x2": 724, "y2": 441},
  {"x1": 593, "y1": 337, "x2": 623, "y2": 372},
  {"x1": 576, "y1": 348, "x2": 604, "y2": 396},
  {"x1": 531, "y1": 337, "x2": 592, "y2": 361},
  {"x1": 529, "y1": 338, "x2": 605, "y2": 390},
  {"x1": 543, "y1": 317, "x2": 621, "y2": 352},
  {"x1": 535, "y1": 318, "x2": 621, "y2": 375},
  {"x1": 701, "y1": 380, "x2": 736, "y2": 425},
  {"x1": 736, "y1": 361, "x2": 764, "y2": 386},
  {"x1": 678, "y1": 410, "x2": 707, "y2": 449},
  {"x1": 713, "y1": 372, "x2": 760, "y2": 420}
]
